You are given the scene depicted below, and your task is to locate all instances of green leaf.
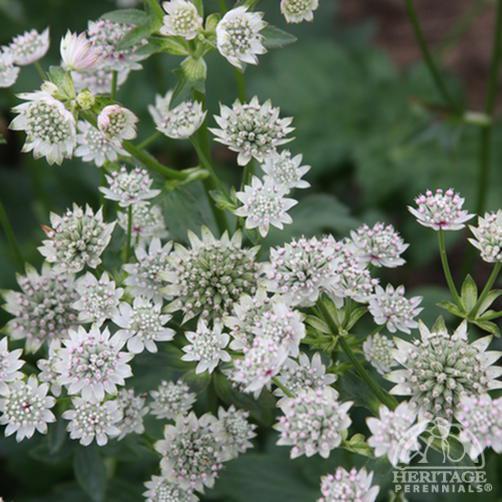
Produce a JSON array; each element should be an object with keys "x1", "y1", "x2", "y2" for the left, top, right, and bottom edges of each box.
[
  {"x1": 460, "y1": 274, "x2": 478, "y2": 312},
  {"x1": 476, "y1": 289, "x2": 502, "y2": 316},
  {"x1": 101, "y1": 9, "x2": 150, "y2": 25},
  {"x1": 117, "y1": 22, "x2": 157, "y2": 50},
  {"x1": 304, "y1": 314, "x2": 330, "y2": 334},
  {"x1": 73, "y1": 445, "x2": 107, "y2": 502},
  {"x1": 261, "y1": 25, "x2": 297, "y2": 49},
  {"x1": 473, "y1": 320, "x2": 500, "y2": 336},
  {"x1": 345, "y1": 306, "x2": 368, "y2": 330},
  {"x1": 47, "y1": 419, "x2": 67, "y2": 454},
  {"x1": 437, "y1": 300, "x2": 464, "y2": 318},
  {"x1": 431, "y1": 316, "x2": 447, "y2": 333},
  {"x1": 341, "y1": 433, "x2": 374, "y2": 458},
  {"x1": 48, "y1": 66, "x2": 74, "y2": 98},
  {"x1": 153, "y1": 36, "x2": 190, "y2": 56},
  {"x1": 181, "y1": 56, "x2": 207, "y2": 82}
]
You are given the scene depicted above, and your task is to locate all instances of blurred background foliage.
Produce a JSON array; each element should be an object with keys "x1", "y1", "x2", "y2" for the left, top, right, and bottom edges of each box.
[{"x1": 0, "y1": 0, "x2": 501, "y2": 501}]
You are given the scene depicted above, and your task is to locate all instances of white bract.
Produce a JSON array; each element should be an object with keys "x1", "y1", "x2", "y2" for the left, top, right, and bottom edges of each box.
[
  {"x1": 149, "y1": 380, "x2": 196, "y2": 420},
  {"x1": 362, "y1": 333, "x2": 397, "y2": 376},
  {"x1": 469, "y1": 210, "x2": 501, "y2": 263},
  {"x1": 36, "y1": 341, "x2": 63, "y2": 397},
  {"x1": 116, "y1": 388, "x2": 149, "y2": 440},
  {"x1": 0, "y1": 338, "x2": 24, "y2": 393},
  {"x1": 261, "y1": 150, "x2": 310, "y2": 191},
  {"x1": 235, "y1": 176, "x2": 297, "y2": 237},
  {"x1": 0, "y1": 50, "x2": 20, "y2": 88},
  {"x1": 60, "y1": 31, "x2": 100, "y2": 71},
  {"x1": 143, "y1": 475, "x2": 198, "y2": 502},
  {"x1": 9, "y1": 28, "x2": 49, "y2": 65},
  {"x1": 117, "y1": 202, "x2": 168, "y2": 243},
  {"x1": 318, "y1": 467, "x2": 380, "y2": 502},
  {"x1": 160, "y1": 0, "x2": 203, "y2": 40},
  {"x1": 214, "y1": 406, "x2": 256, "y2": 458},
  {"x1": 281, "y1": 0, "x2": 319, "y2": 24},
  {"x1": 98, "y1": 104, "x2": 138, "y2": 141}
]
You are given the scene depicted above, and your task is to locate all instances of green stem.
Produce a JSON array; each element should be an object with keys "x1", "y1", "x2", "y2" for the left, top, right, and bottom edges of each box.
[
  {"x1": 272, "y1": 377, "x2": 294, "y2": 398},
  {"x1": 475, "y1": 0, "x2": 502, "y2": 215},
  {"x1": 138, "y1": 131, "x2": 162, "y2": 149},
  {"x1": 438, "y1": 230, "x2": 462, "y2": 306},
  {"x1": 470, "y1": 262, "x2": 501, "y2": 317},
  {"x1": 111, "y1": 71, "x2": 118, "y2": 100},
  {"x1": 404, "y1": 0, "x2": 460, "y2": 112},
  {"x1": 318, "y1": 301, "x2": 397, "y2": 410},
  {"x1": 34, "y1": 61, "x2": 47, "y2": 81},
  {"x1": 0, "y1": 200, "x2": 24, "y2": 271},
  {"x1": 234, "y1": 69, "x2": 247, "y2": 102},
  {"x1": 124, "y1": 205, "x2": 133, "y2": 262}
]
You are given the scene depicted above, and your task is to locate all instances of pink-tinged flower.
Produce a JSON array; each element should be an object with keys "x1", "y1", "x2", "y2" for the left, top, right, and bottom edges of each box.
[
  {"x1": 318, "y1": 467, "x2": 379, "y2": 502},
  {"x1": 408, "y1": 188, "x2": 474, "y2": 231},
  {"x1": 98, "y1": 104, "x2": 138, "y2": 141},
  {"x1": 0, "y1": 50, "x2": 20, "y2": 88},
  {"x1": 9, "y1": 28, "x2": 50, "y2": 66},
  {"x1": 60, "y1": 31, "x2": 101, "y2": 71}
]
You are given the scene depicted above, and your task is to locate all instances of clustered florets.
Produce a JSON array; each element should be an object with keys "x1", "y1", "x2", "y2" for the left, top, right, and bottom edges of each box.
[{"x1": 469, "y1": 210, "x2": 501, "y2": 263}]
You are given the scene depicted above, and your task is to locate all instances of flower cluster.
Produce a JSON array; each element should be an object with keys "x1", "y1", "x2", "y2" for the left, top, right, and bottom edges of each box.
[{"x1": 318, "y1": 467, "x2": 379, "y2": 502}]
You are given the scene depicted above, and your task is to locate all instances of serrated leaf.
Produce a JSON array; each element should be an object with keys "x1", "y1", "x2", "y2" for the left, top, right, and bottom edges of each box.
[
  {"x1": 460, "y1": 274, "x2": 478, "y2": 311},
  {"x1": 262, "y1": 25, "x2": 297, "y2": 49},
  {"x1": 73, "y1": 445, "x2": 107, "y2": 502},
  {"x1": 101, "y1": 9, "x2": 150, "y2": 25}
]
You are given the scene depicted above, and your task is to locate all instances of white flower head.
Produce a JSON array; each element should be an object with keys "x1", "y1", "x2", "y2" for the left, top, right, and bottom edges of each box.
[
  {"x1": 116, "y1": 388, "x2": 149, "y2": 440},
  {"x1": 160, "y1": 0, "x2": 203, "y2": 40},
  {"x1": 318, "y1": 467, "x2": 380, "y2": 502},
  {"x1": 408, "y1": 188, "x2": 474, "y2": 231},
  {"x1": 56, "y1": 325, "x2": 133, "y2": 401},
  {"x1": 98, "y1": 104, "x2": 138, "y2": 141},
  {"x1": 350, "y1": 222, "x2": 408, "y2": 268},
  {"x1": 163, "y1": 227, "x2": 260, "y2": 322},
  {"x1": 9, "y1": 28, "x2": 49, "y2": 65},
  {"x1": 367, "y1": 402, "x2": 429, "y2": 466},
  {"x1": 261, "y1": 150, "x2": 310, "y2": 191},
  {"x1": 149, "y1": 380, "x2": 196, "y2": 420},
  {"x1": 143, "y1": 475, "x2": 198, "y2": 502},
  {"x1": 149, "y1": 91, "x2": 206, "y2": 140},
  {"x1": 124, "y1": 238, "x2": 172, "y2": 304},
  {"x1": 182, "y1": 320, "x2": 231, "y2": 374},
  {"x1": 387, "y1": 321, "x2": 502, "y2": 423},
  {"x1": 60, "y1": 31, "x2": 101, "y2": 71},
  {"x1": 73, "y1": 66, "x2": 129, "y2": 95},
  {"x1": 155, "y1": 412, "x2": 228, "y2": 491},
  {"x1": 214, "y1": 405, "x2": 256, "y2": 458},
  {"x1": 100, "y1": 166, "x2": 160, "y2": 207},
  {"x1": 0, "y1": 375, "x2": 55, "y2": 442},
  {"x1": 0, "y1": 337, "x2": 24, "y2": 394},
  {"x1": 113, "y1": 297, "x2": 174, "y2": 353},
  {"x1": 456, "y1": 393, "x2": 502, "y2": 460},
  {"x1": 73, "y1": 272, "x2": 123, "y2": 325},
  {"x1": 263, "y1": 235, "x2": 339, "y2": 307},
  {"x1": 368, "y1": 284, "x2": 422, "y2": 334},
  {"x1": 235, "y1": 176, "x2": 297, "y2": 237},
  {"x1": 274, "y1": 353, "x2": 336, "y2": 401},
  {"x1": 281, "y1": 0, "x2": 319, "y2": 23},
  {"x1": 211, "y1": 97, "x2": 294, "y2": 165},
  {"x1": 63, "y1": 396, "x2": 122, "y2": 446},
  {"x1": 469, "y1": 210, "x2": 501, "y2": 263},
  {"x1": 275, "y1": 387, "x2": 352, "y2": 459},
  {"x1": 75, "y1": 120, "x2": 127, "y2": 167},
  {"x1": 10, "y1": 91, "x2": 76, "y2": 165},
  {"x1": 0, "y1": 50, "x2": 20, "y2": 88},
  {"x1": 39, "y1": 204, "x2": 115, "y2": 273},
  {"x1": 216, "y1": 6, "x2": 266, "y2": 69},
  {"x1": 36, "y1": 340, "x2": 63, "y2": 397},
  {"x1": 3, "y1": 263, "x2": 78, "y2": 352},
  {"x1": 362, "y1": 333, "x2": 397, "y2": 376},
  {"x1": 118, "y1": 201, "x2": 168, "y2": 244}
]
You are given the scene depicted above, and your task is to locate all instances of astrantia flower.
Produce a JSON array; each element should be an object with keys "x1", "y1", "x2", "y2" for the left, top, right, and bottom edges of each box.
[
  {"x1": 408, "y1": 188, "x2": 474, "y2": 231},
  {"x1": 263, "y1": 235, "x2": 339, "y2": 306},
  {"x1": 0, "y1": 338, "x2": 24, "y2": 393},
  {"x1": 63, "y1": 396, "x2": 122, "y2": 446},
  {"x1": 118, "y1": 202, "x2": 168, "y2": 243},
  {"x1": 113, "y1": 297, "x2": 174, "y2": 353},
  {"x1": 3, "y1": 263, "x2": 78, "y2": 352},
  {"x1": 387, "y1": 321, "x2": 502, "y2": 423},
  {"x1": 98, "y1": 104, "x2": 138, "y2": 141},
  {"x1": 149, "y1": 91, "x2": 206, "y2": 140},
  {"x1": 211, "y1": 97, "x2": 294, "y2": 165},
  {"x1": 281, "y1": 0, "x2": 319, "y2": 23},
  {"x1": 9, "y1": 28, "x2": 49, "y2": 65},
  {"x1": 60, "y1": 31, "x2": 100, "y2": 71},
  {"x1": 100, "y1": 166, "x2": 160, "y2": 207},
  {"x1": 163, "y1": 227, "x2": 259, "y2": 322},
  {"x1": 318, "y1": 467, "x2": 379, "y2": 502},
  {"x1": 124, "y1": 238, "x2": 172, "y2": 304},
  {"x1": 143, "y1": 475, "x2": 198, "y2": 502},
  {"x1": 10, "y1": 91, "x2": 76, "y2": 165},
  {"x1": 149, "y1": 380, "x2": 196, "y2": 420},
  {"x1": 155, "y1": 412, "x2": 228, "y2": 491},
  {"x1": 73, "y1": 272, "x2": 123, "y2": 325},
  {"x1": 368, "y1": 284, "x2": 422, "y2": 334},
  {"x1": 456, "y1": 393, "x2": 502, "y2": 460},
  {"x1": 235, "y1": 176, "x2": 297, "y2": 237},
  {"x1": 362, "y1": 333, "x2": 397, "y2": 376},
  {"x1": 367, "y1": 402, "x2": 429, "y2": 466},
  {"x1": 160, "y1": 0, "x2": 203, "y2": 40},
  {"x1": 56, "y1": 326, "x2": 133, "y2": 401},
  {"x1": 0, "y1": 375, "x2": 55, "y2": 442},
  {"x1": 350, "y1": 222, "x2": 408, "y2": 268},
  {"x1": 214, "y1": 406, "x2": 256, "y2": 458},
  {"x1": 275, "y1": 387, "x2": 352, "y2": 458},
  {"x1": 0, "y1": 50, "x2": 20, "y2": 88},
  {"x1": 39, "y1": 204, "x2": 115, "y2": 273},
  {"x1": 182, "y1": 320, "x2": 231, "y2": 374},
  {"x1": 74, "y1": 121, "x2": 127, "y2": 167},
  {"x1": 274, "y1": 353, "x2": 336, "y2": 401},
  {"x1": 116, "y1": 388, "x2": 148, "y2": 440},
  {"x1": 73, "y1": 66, "x2": 129, "y2": 95},
  {"x1": 37, "y1": 341, "x2": 63, "y2": 397},
  {"x1": 469, "y1": 210, "x2": 501, "y2": 263},
  {"x1": 216, "y1": 6, "x2": 266, "y2": 69},
  {"x1": 261, "y1": 150, "x2": 310, "y2": 191}
]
